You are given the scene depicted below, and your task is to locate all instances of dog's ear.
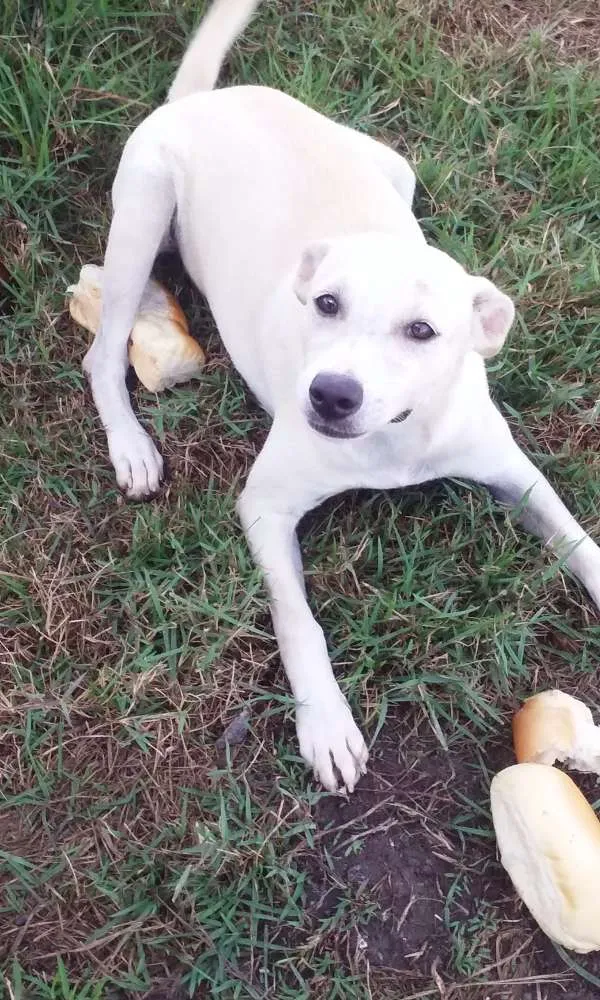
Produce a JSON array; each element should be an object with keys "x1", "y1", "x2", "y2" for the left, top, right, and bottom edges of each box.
[
  {"x1": 294, "y1": 242, "x2": 330, "y2": 304},
  {"x1": 471, "y1": 277, "x2": 515, "y2": 358}
]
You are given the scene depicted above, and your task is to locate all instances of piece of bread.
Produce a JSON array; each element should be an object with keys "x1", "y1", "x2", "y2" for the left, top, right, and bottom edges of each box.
[
  {"x1": 513, "y1": 689, "x2": 600, "y2": 773},
  {"x1": 491, "y1": 762, "x2": 600, "y2": 953},
  {"x1": 67, "y1": 264, "x2": 205, "y2": 392}
]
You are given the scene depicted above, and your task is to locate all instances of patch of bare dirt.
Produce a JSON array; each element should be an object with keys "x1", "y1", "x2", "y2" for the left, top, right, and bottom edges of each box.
[{"x1": 300, "y1": 707, "x2": 600, "y2": 999}]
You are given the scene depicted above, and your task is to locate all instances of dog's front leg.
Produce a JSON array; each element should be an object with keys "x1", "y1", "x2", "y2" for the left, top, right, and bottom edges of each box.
[
  {"x1": 446, "y1": 403, "x2": 600, "y2": 610},
  {"x1": 238, "y1": 426, "x2": 368, "y2": 793},
  {"x1": 83, "y1": 138, "x2": 175, "y2": 498}
]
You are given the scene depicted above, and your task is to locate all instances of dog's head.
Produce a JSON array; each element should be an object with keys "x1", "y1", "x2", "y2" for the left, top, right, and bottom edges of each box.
[{"x1": 294, "y1": 232, "x2": 514, "y2": 439}]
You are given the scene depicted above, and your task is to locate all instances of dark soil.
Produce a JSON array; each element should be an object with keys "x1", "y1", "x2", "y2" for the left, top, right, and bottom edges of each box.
[{"x1": 299, "y1": 707, "x2": 600, "y2": 999}]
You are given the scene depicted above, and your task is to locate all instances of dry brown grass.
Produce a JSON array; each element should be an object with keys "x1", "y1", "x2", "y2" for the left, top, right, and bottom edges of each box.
[{"x1": 417, "y1": 0, "x2": 600, "y2": 63}]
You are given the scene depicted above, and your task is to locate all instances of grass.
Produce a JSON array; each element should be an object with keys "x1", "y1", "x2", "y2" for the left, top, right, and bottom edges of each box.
[{"x1": 2, "y1": 0, "x2": 600, "y2": 997}]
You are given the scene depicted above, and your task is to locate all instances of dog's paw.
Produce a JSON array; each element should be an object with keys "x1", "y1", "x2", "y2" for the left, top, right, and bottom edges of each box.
[
  {"x1": 296, "y1": 697, "x2": 368, "y2": 794},
  {"x1": 108, "y1": 427, "x2": 164, "y2": 499}
]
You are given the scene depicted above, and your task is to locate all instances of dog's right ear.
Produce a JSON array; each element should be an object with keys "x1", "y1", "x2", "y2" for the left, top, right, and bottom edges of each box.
[
  {"x1": 294, "y1": 242, "x2": 330, "y2": 304},
  {"x1": 471, "y1": 277, "x2": 515, "y2": 358}
]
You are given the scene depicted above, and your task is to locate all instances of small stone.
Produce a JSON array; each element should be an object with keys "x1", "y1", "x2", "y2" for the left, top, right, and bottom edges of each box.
[{"x1": 216, "y1": 707, "x2": 251, "y2": 750}]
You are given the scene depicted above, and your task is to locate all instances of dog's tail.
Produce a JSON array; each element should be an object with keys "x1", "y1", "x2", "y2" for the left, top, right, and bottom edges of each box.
[{"x1": 168, "y1": 0, "x2": 260, "y2": 102}]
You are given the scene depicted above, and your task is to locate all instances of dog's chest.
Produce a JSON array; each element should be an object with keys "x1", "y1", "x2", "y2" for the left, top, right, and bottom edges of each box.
[{"x1": 342, "y1": 429, "x2": 438, "y2": 492}]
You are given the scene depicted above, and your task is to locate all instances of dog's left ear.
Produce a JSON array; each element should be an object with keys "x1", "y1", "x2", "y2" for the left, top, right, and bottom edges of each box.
[
  {"x1": 294, "y1": 242, "x2": 330, "y2": 304},
  {"x1": 471, "y1": 277, "x2": 515, "y2": 358}
]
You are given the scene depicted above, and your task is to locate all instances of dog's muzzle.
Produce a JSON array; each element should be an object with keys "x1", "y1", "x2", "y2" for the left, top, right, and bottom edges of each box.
[
  {"x1": 306, "y1": 371, "x2": 366, "y2": 439},
  {"x1": 309, "y1": 372, "x2": 364, "y2": 422}
]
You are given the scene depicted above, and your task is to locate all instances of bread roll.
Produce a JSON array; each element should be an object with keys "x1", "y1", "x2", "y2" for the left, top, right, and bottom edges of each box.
[
  {"x1": 491, "y1": 763, "x2": 600, "y2": 952},
  {"x1": 67, "y1": 264, "x2": 205, "y2": 392},
  {"x1": 513, "y1": 689, "x2": 600, "y2": 773}
]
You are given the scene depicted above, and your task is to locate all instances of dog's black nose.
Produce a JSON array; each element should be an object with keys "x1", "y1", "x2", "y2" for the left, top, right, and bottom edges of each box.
[{"x1": 309, "y1": 372, "x2": 364, "y2": 421}]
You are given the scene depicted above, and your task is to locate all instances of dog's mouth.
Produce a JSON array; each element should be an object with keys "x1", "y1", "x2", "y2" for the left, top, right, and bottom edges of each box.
[
  {"x1": 308, "y1": 418, "x2": 363, "y2": 440},
  {"x1": 390, "y1": 408, "x2": 412, "y2": 425},
  {"x1": 308, "y1": 408, "x2": 412, "y2": 439}
]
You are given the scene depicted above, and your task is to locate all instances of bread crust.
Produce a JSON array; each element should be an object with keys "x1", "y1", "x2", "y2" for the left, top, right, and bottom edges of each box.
[
  {"x1": 491, "y1": 763, "x2": 600, "y2": 952},
  {"x1": 513, "y1": 689, "x2": 600, "y2": 772},
  {"x1": 68, "y1": 265, "x2": 205, "y2": 392}
]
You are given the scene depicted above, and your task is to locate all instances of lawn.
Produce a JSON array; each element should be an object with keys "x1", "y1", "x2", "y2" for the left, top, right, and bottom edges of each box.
[{"x1": 2, "y1": 0, "x2": 600, "y2": 997}]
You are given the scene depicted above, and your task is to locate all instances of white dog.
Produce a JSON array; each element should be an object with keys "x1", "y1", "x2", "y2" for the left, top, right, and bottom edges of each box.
[{"x1": 84, "y1": 0, "x2": 600, "y2": 793}]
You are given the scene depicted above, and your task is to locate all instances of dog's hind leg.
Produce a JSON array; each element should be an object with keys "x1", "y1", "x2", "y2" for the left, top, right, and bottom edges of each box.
[
  {"x1": 371, "y1": 140, "x2": 416, "y2": 206},
  {"x1": 83, "y1": 135, "x2": 175, "y2": 498},
  {"x1": 350, "y1": 130, "x2": 417, "y2": 206}
]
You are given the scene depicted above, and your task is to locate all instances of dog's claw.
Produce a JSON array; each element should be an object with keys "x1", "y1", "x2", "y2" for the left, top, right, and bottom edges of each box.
[
  {"x1": 108, "y1": 428, "x2": 164, "y2": 498},
  {"x1": 297, "y1": 697, "x2": 368, "y2": 794}
]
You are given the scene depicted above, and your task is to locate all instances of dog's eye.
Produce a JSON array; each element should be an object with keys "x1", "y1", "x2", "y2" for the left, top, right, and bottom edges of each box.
[
  {"x1": 406, "y1": 320, "x2": 436, "y2": 341},
  {"x1": 315, "y1": 293, "x2": 339, "y2": 316}
]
